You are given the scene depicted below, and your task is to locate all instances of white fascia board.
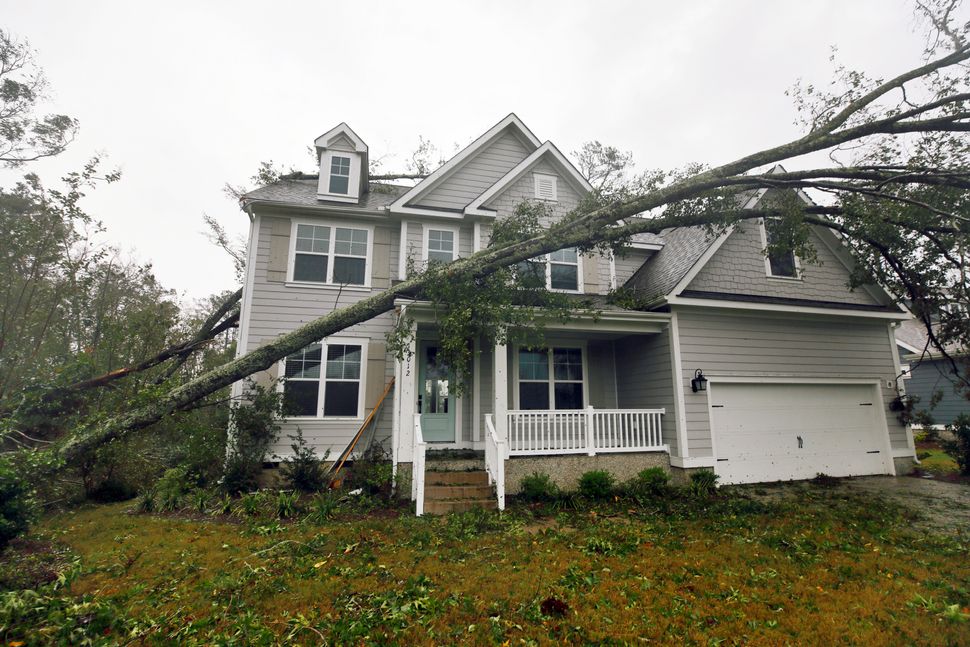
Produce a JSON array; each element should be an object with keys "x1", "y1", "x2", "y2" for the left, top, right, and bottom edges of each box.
[
  {"x1": 314, "y1": 122, "x2": 368, "y2": 152},
  {"x1": 894, "y1": 337, "x2": 923, "y2": 355},
  {"x1": 628, "y1": 241, "x2": 665, "y2": 251},
  {"x1": 464, "y1": 141, "x2": 593, "y2": 217},
  {"x1": 389, "y1": 113, "x2": 541, "y2": 210},
  {"x1": 389, "y1": 204, "x2": 467, "y2": 219},
  {"x1": 667, "y1": 296, "x2": 911, "y2": 320}
]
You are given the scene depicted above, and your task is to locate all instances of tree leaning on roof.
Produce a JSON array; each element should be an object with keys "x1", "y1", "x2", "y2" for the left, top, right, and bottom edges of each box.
[{"x1": 57, "y1": 0, "x2": 970, "y2": 464}]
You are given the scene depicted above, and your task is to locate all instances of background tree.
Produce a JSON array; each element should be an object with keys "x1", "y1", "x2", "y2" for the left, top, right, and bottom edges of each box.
[{"x1": 0, "y1": 29, "x2": 78, "y2": 167}]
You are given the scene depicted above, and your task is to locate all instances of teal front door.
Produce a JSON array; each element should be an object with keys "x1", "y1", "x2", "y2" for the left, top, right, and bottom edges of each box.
[{"x1": 418, "y1": 342, "x2": 456, "y2": 443}]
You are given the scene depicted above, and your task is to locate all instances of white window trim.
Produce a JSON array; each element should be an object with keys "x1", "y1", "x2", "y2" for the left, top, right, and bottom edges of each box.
[
  {"x1": 287, "y1": 219, "x2": 374, "y2": 288},
  {"x1": 511, "y1": 343, "x2": 590, "y2": 410},
  {"x1": 278, "y1": 336, "x2": 369, "y2": 421},
  {"x1": 759, "y1": 218, "x2": 802, "y2": 281},
  {"x1": 547, "y1": 249, "x2": 583, "y2": 293},
  {"x1": 420, "y1": 223, "x2": 461, "y2": 264},
  {"x1": 533, "y1": 172, "x2": 558, "y2": 202},
  {"x1": 318, "y1": 150, "x2": 362, "y2": 203}
]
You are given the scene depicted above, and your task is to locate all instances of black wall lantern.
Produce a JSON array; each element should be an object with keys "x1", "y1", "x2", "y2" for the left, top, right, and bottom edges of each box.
[{"x1": 691, "y1": 369, "x2": 708, "y2": 393}]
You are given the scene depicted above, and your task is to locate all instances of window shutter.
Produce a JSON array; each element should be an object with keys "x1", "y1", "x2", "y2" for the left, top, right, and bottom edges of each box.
[
  {"x1": 372, "y1": 227, "x2": 391, "y2": 288},
  {"x1": 582, "y1": 254, "x2": 600, "y2": 294},
  {"x1": 267, "y1": 217, "x2": 290, "y2": 282},
  {"x1": 365, "y1": 341, "x2": 388, "y2": 411}
]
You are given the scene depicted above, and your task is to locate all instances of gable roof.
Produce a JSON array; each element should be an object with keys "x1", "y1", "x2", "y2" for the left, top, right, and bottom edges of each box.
[
  {"x1": 465, "y1": 141, "x2": 593, "y2": 216},
  {"x1": 389, "y1": 113, "x2": 541, "y2": 216},
  {"x1": 314, "y1": 122, "x2": 368, "y2": 153}
]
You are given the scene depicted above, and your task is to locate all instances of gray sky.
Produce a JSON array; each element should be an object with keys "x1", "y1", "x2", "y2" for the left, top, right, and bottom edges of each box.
[{"x1": 0, "y1": 0, "x2": 946, "y2": 301}]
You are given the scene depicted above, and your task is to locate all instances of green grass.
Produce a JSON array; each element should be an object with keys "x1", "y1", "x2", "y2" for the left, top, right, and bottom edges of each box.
[
  {"x1": 919, "y1": 449, "x2": 960, "y2": 474},
  {"x1": 1, "y1": 485, "x2": 968, "y2": 645}
]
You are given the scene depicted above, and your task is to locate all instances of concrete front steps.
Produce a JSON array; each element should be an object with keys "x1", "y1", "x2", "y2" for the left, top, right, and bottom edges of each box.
[{"x1": 423, "y1": 469, "x2": 497, "y2": 514}]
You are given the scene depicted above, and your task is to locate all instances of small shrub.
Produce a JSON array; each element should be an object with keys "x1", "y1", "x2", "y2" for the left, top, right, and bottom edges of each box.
[
  {"x1": 940, "y1": 415, "x2": 970, "y2": 475},
  {"x1": 626, "y1": 467, "x2": 670, "y2": 500},
  {"x1": 916, "y1": 450, "x2": 932, "y2": 461},
  {"x1": 520, "y1": 472, "x2": 558, "y2": 502},
  {"x1": 217, "y1": 493, "x2": 233, "y2": 515},
  {"x1": 240, "y1": 490, "x2": 264, "y2": 517},
  {"x1": 310, "y1": 491, "x2": 339, "y2": 522},
  {"x1": 578, "y1": 470, "x2": 615, "y2": 500},
  {"x1": 222, "y1": 380, "x2": 284, "y2": 495},
  {"x1": 155, "y1": 467, "x2": 190, "y2": 512},
  {"x1": 689, "y1": 469, "x2": 719, "y2": 497},
  {"x1": 275, "y1": 490, "x2": 300, "y2": 519},
  {"x1": 279, "y1": 428, "x2": 329, "y2": 493},
  {"x1": 136, "y1": 488, "x2": 156, "y2": 513},
  {"x1": 0, "y1": 460, "x2": 34, "y2": 547},
  {"x1": 192, "y1": 490, "x2": 209, "y2": 514},
  {"x1": 348, "y1": 445, "x2": 393, "y2": 496}
]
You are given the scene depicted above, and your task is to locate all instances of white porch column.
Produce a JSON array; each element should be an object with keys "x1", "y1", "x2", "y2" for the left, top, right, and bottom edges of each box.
[
  {"x1": 397, "y1": 322, "x2": 418, "y2": 464},
  {"x1": 493, "y1": 342, "x2": 509, "y2": 448}
]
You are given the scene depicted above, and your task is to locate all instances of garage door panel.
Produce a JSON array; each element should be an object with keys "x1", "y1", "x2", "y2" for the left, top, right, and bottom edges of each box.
[{"x1": 711, "y1": 383, "x2": 890, "y2": 485}]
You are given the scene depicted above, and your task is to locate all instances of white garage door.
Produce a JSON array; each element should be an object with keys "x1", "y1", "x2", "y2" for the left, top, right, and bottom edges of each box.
[{"x1": 710, "y1": 382, "x2": 891, "y2": 485}]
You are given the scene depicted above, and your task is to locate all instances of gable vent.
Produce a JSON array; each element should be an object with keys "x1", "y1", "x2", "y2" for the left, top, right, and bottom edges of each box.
[{"x1": 534, "y1": 173, "x2": 558, "y2": 201}]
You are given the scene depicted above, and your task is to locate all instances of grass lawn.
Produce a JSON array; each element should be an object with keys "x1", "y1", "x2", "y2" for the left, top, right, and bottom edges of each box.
[
  {"x1": 2, "y1": 485, "x2": 968, "y2": 645},
  {"x1": 919, "y1": 449, "x2": 961, "y2": 475}
]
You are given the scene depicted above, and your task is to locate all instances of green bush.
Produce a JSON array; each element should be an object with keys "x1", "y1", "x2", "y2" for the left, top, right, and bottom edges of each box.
[
  {"x1": 637, "y1": 467, "x2": 670, "y2": 495},
  {"x1": 349, "y1": 446, "x2": 393, "y2": 496},
  {"x1": 578, "y1": 470, "x2": 615, "y2": 500},
  {"x1": 221, "y1": 380, "x2": 284, "y2": 495},
  {"x1": 310, "y1": 491, "x2": 339, "y2": 523},
  {"x1": 0, "y1": 459, "x2": 33, "y2": 547},
  {"x1": 941, "y1": 415, "x2": 970, "y2": 475},
  {"x1": 689, "y1": 469, "x2": 719, "y2": 497},
  {"x1": 520, "y1": 472, "x2": 558, "y2": 502},
  {"x1": 275, "y1": 490, "x2": 300, "y2": 519},
  {"x1": 155, "y1": 467, "x2": 191, "y2": 512},
  {"x1": 279, "y1": 428, "x2": 329, "y2": 493}
]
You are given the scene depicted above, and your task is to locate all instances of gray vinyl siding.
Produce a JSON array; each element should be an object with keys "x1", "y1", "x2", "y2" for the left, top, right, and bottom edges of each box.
[
  {"x1": 687, "y1": 225, "x2": 881, "y2": 305},
  {"x1": 586, "y1": 341, "x2": 618, "y2": 409},
  {"x1": 614, "y1": 331, "x2": 678, "y2": 454},
  {"x1": 400, "y1": 220, "x2": 475, "y2": 276},
  {"x1": 905, "y1": 358, "x2": 969, "y2": 425},
  {"x1": 415, "y1": 131, "x2": 531, "y2": 210},
  {"x1": 675, "y1": 309, "x2": 908, "y2": 457},
  {"x1": 245, "y1": 212, "x2": 397, "y2": 459}
]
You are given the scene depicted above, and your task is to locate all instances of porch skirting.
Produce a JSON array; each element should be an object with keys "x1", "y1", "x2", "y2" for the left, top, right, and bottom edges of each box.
[{"x1": 504, "y1": 451, "x2": 669, "y2": 495}]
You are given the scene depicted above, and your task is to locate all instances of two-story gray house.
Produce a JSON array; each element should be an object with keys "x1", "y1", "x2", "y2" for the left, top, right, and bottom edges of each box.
[{"x1": 233, "y1": 114, "x2": 916, "y2": 513}]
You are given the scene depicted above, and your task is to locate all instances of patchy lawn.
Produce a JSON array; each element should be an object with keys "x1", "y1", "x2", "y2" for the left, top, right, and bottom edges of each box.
[
  {"x1": 2, "y1": 484, "x2": 969, "y2": 645},
  {"x1": 919, "y1": 449, "x2": 961, "y2": 475}
]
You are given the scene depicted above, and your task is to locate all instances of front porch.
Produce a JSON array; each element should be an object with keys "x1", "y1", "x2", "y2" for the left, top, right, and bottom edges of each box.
[{"x1": 391, "y1": 302, "x2": 676, "y2": 514}]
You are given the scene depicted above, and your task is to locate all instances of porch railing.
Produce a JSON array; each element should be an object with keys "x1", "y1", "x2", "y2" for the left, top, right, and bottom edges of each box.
[
  {"x1": 411, "y1": 414, "x2": 428, "y2": 516},
  {"x1": 507, "y1": 407, "x2": 666, "y2": 456},
  {"x1": 484, "y1": 414, "x2": 506, "y2": 511}
]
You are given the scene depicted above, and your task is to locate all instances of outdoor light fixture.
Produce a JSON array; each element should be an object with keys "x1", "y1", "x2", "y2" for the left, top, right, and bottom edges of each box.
[{"x1": 691, "y1": 369, "x2": 708, "y2": 393}]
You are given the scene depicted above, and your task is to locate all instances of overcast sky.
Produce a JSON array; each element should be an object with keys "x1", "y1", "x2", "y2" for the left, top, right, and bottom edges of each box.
[{"x1": 0, "y1": 0, "x2": 952, "y2": 302}]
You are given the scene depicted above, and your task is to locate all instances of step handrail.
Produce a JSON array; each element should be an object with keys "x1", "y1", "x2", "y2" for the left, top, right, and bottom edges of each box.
[
  {"x1": 484, "y1": 414, "x2": 506, "y2": 511},
  {"x1": 328, "y1": 376, "x2": 395, "y2": 481}
]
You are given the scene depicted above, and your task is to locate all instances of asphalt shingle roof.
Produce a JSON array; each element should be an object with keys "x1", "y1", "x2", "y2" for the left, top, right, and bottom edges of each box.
[{"x1": 242, "y1": 180, "x2": 410, "y2": 210}]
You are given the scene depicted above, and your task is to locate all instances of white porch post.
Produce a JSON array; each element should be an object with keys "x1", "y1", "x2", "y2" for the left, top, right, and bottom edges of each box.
[
  {"x1": 397, "y1": 320, "x2": 417, "y2": 465},
  {"x1": 493, "y1": 342, "x2": 509, "y2": 453}
]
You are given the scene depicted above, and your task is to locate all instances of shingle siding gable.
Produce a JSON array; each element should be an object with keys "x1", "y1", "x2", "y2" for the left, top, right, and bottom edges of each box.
[
  {"x1": 414, "y1": 131, "x2": 532, "y2": 211},
  {"x1": 686, "y1": 224, "x2": 880, "y2": 306}
]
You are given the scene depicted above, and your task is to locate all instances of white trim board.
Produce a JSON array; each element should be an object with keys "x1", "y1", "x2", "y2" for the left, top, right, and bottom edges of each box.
[{"x1": 667, "y1": 297, "x2": 909, "y2": 320}]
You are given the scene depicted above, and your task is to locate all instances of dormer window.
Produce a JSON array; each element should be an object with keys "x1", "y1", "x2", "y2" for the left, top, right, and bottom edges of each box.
[
  {"x1": 329, "y1": 155, "x2": 351, "y2": 194},
  {"x1": 534, "y1": 173, "x2": 558, "y2": 201},
  {"x1": 314, "y1": 123, "x2": 368, "y2": 204},
  {"x1": 761, "y1": 218, "x2": 800, "y2": 279}
]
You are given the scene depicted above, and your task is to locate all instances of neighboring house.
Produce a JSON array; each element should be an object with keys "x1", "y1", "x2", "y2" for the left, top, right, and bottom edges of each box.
[
  {"x1": 232, "y1": 114, "x2": 916, "y2": 513},
  {"x1": 895, "y1": 317, "x2": 969, "y2": 427}
]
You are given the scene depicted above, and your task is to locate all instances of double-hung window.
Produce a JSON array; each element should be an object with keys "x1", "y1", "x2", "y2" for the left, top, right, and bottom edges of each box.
[
  {"x1": 517, "y1": 347, "x2": 585, "y2": 410},
  {"x1": 282, "y1": 339, "x2": 365, "y2": 418},
  {"x1": 425, "y1": 228, "x2": 456, "y2": 264},
  {"x1": 329, "y1": 155, "x2": 351, "y2": 195},
  {"x1": 291, "y1": 222, "x2": 370, "y2": 286},
  {"x1": 515, "y1": 247, "x2": 581, "y2": 292},
  {"x1": 762, "y1": 219, "x2": 798, "y2": 279}
]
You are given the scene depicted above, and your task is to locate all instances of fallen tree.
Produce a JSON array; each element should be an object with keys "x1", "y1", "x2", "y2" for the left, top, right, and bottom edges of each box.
[{"x1": 45, "y1": 2, "x2": 970, "y2": 464}]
